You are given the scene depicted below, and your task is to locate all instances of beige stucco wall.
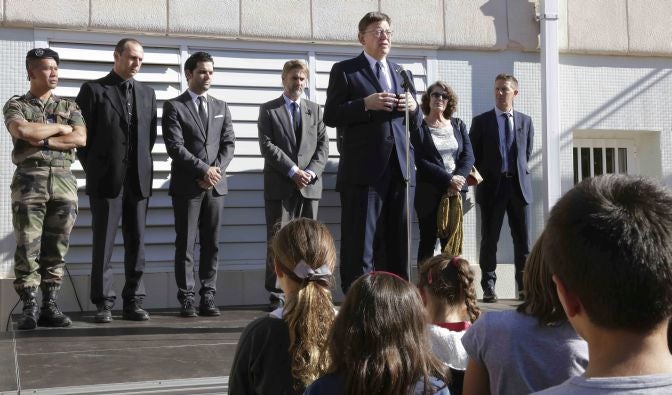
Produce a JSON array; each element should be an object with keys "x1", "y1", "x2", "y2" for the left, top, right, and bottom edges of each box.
[{"x1": 1, "y1": 0, "x2": 671, "y2": 56}]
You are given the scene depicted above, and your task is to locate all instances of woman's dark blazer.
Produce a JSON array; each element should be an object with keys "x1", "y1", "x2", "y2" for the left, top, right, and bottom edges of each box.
[{"x1": 412, "y1": 117, "x2": 475, "y2": 219}]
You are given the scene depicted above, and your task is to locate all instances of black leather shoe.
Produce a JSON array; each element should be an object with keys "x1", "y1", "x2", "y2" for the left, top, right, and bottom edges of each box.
[
  {"x1": 199, "y1": 294, "x2": 220, "y2": 317},
  {"x1": 17, "y1": 290, "x2": 39, "y2": 330},
  {"x1": 180, "y1": 298, "x2": 197, "y2": 317},
  {"x1": 267, "y1": 297, "x2": 285, "y2": 312},
  {"x1": 37, "y1": 290, "x2": 72, "y2": 328},
  {"x1": 483, "y1": 287, "x2": 498, "y2": 303},
  {"x1": 122, "y1": 302, "x2": 150, "y2": 321},
  {"x1": 94, "y1": 304, "x2": 112, "y2": 323}
]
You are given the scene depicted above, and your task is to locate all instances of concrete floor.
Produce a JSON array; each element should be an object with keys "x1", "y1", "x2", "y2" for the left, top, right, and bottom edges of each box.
[{"x1": 0, "y1": 300, "x2": 518, "y2": 394}]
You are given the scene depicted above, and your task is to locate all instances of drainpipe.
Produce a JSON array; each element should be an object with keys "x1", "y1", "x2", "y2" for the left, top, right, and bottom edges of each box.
[{"x1": 538, "y1": 0, "x2": 562, "y2": 217}]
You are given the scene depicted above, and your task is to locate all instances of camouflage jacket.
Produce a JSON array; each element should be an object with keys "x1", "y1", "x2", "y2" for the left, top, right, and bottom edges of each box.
[{"x1": 3, "y1": 91, "x2": 85, "y2": 165}]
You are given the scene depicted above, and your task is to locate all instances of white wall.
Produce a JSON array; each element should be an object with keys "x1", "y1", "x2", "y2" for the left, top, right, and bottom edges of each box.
[{"x1": 1, "y1": 0, "x2": 672, "y2": 311}]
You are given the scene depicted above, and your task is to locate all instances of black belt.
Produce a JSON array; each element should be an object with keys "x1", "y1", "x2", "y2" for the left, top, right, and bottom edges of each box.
[
  {"x1": 18, "y1": 159, "x2": 71, "y2": 168},
  {"x1": 502, "y1": 172, "x2": 515, "y2": 178}
]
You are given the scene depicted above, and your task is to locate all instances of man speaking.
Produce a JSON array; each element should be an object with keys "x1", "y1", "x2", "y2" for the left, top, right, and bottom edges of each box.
[{"x1": 324, "y1": 11, "x2": 421, "y2": 292}]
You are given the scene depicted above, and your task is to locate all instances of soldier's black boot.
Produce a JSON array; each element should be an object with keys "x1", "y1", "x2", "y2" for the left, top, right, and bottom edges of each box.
[
  {"x1": 17, "y1": 289, "x2": 39, "y2": 330},
  {"x1": 37, "y1": 288, "x2": 72, "y2": 327}
]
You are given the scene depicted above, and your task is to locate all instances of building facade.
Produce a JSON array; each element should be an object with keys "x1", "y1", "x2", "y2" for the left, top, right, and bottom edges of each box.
[{"x1": 0, "y1": 0, "x2": 671, "y2": 314}]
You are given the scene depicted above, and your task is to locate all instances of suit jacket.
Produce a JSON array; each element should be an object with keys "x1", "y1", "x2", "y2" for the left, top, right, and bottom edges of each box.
[
  {"x1": 413, "y1": 117, "x2": 474, "y2": 218},
  {"x1": 323, "y1": 52, "x2": 422, "y2": 190},
  {"x1": 469, "y1": 109, "x2": 534, "y2": 205},
  {"x1": 258, "y1": 96, "x2": 329, "y2": 200},
  {"x1": 76, "y1": 72, "x2": 157, "y2": 198},
  {"x1": 162, "y1": 91, "x2": 236, "y2": 196}
]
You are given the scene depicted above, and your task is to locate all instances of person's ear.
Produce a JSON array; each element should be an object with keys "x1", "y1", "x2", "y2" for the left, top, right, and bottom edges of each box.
[
  {"x1": 274, "y1": 260, "x2": 284, "y2": 278},
  {"x1": 553, "y1": 274, "x2": 581, "y2": 318},
  {"x1": 358, "y1": 32, "x2": 365, "y2": 45},
  {"x1": 419, "y1": 286, "x2": 428, "y2": 306}
]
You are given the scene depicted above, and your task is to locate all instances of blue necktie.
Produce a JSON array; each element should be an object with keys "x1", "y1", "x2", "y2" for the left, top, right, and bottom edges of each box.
[
  {"x1": 375, "y1": 61, "x2": 389, "y2": 91},
  {"x1": 503, "y1": 113, "x2": 514, "y2": 172},
  {"x1": 503, "y1": 113, "x2": 513, "y2": 150}
]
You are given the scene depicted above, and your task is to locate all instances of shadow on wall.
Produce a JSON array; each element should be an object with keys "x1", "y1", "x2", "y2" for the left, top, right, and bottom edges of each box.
[{"x1": 468, "y1": 0, "x2": 520, "y2": 266}]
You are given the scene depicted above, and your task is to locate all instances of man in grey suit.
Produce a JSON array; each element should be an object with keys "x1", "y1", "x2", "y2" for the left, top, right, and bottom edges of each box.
[
  {"x1": 162, "y1": 52, "x2": 235, "y2": 317},
  {"x1": 258, "y1": 60, "x2": 329, "y2": 309}
]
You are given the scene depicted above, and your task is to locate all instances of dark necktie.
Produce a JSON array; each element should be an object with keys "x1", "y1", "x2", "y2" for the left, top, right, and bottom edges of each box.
[
  {"x1": 375, "y1": 61, "x2": 389, "y2": 91},
  {"x1": 503, "y1": 113, "x2": 515, "y2": 172},
  {"x1": 124, "y1": 81, "x2": 133, "y2": 123},
  {"x1": 503, "y1": 113, "x2": 513, "y2": 150},
  {"x1": 198, "y1": 96, "x2": 208, "y2": 133},
  {"x1": 291, "y1": 102, "x2": 302, "y2": 145}
]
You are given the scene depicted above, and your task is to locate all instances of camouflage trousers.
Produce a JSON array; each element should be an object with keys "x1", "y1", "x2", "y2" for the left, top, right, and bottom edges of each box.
[{"x1": 11, "y1": 165, "x2": 78, "y2": 293}]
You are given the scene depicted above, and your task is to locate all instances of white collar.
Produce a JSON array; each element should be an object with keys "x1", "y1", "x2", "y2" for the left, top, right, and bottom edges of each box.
[
  {"x1": 494, "y1": 106, "x2": 513, "y2": 118},
  {"x1": 188, "y1": 90, "x2": 208, "y2": 102},
  {"x1": 363, "y1": 51, "x2": 387, "y2": 71},
  {"x1": 269, "y1": 306, "x2": 284, "y2": 319},
  {"x1": 282, "y1": 94, "x2": 301, "y2": 107}
]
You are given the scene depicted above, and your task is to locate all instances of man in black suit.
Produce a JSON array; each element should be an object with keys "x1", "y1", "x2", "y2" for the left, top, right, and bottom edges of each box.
[
  {"x1": 324, "y1": 12, "x2": 422, "y2": 292},
  {"x1": 258, "y1": 60, "x2": 329, "y2": 310},
  {"x1": 162, "y1": 52, "x2": 235, "y2": 317},
  {"x1": 469, "y1": 73, "x2": 534, "y2": 302},
  {"x1": 76, "y1": 38, "x2": 157, "y2": 322}
]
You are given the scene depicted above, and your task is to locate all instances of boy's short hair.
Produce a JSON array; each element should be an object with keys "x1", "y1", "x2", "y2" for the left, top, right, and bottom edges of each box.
[{"x1": 544, "y1": 174, "x2": 672, "y2": 333}]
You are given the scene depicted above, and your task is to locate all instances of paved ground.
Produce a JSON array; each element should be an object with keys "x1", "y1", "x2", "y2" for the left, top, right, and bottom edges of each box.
[{"x1": 0, "y1": 300, "x2": 518, "y2": 394}]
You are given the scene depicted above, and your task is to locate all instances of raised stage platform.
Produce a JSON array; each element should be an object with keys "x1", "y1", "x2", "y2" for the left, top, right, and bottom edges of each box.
[{"x1": 0, "y1": 301, "x2": 518, "y2": 394}]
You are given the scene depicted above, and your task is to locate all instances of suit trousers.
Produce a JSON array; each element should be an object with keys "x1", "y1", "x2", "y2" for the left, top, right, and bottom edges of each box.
[
  {"x1": 171, "y1": 189, "x2": 224, "y2": 300},
  {"x1": 478, "y1": 176, "x2": 530, "y2": 291},
  {"x1": 89, "y1": 171, "x2": 148, "y2": 307},
  {"x1": 339, "y1": 153, "x2": 411, "y2": 293}
]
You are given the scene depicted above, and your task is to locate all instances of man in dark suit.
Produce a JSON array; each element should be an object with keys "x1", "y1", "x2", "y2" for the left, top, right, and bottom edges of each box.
[
  {"x1": 76, "y1": 38, "x2": 157, "y2": 322},
  {"x1": 162, "y1": 52, "x2": 235, "y2": 317},
  {"x1": 258, "y1": 60, "x2": 329, "y2": 310},
  {"x1": 469, "y1": 73, "x2": 534, "y2": 302},
  {"x1": 324, "y1": 12, "x2": 422, "y2": 293}
]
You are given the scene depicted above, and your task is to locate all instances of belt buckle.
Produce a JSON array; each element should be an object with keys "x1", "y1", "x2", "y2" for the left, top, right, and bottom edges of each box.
[{"x1": 503, "y1": 172, "x2": 513, "y2": 178}]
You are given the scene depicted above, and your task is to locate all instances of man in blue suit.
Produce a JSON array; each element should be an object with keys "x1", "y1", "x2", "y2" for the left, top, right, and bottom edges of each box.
[
  {"x1": 324, "y1": 11, "x2": 422, "y2": 292},
  {"x1": 469, "y1": 73, "x2": 534, "y2": 302}
]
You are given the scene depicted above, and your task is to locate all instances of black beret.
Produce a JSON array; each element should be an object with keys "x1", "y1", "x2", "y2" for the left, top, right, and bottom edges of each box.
[{"x1": 26, "y1": 48, "x2": 60, "y2": 67}]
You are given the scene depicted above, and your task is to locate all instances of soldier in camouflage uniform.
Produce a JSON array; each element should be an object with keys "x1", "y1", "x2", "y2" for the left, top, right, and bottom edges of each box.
[{"x1": 3, "y1": 48, "x2": 87, "y2": 330}]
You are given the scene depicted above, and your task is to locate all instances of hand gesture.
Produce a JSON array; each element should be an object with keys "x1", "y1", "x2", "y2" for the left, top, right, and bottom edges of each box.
[
  {"x1": 395, "y1": 92, "x2": 417, "y2": 112},
  {"x1": 203, "y1": 166, "x2": 222, "y2": 186},
  {"x1": 364, "y1": 92, "x2": 398, "y2": 112},
  {"x1": 292, "y1": 170, "x2": 312, "y2": 189}
]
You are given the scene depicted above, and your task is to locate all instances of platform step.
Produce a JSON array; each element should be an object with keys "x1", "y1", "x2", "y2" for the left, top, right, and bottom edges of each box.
[{"x1": 19, "y1": 376, "x2": 228, "y2": 394}]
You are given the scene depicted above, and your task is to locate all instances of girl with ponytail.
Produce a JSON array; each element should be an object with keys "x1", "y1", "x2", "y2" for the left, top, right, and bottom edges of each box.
[
  {"x1": 418, "y1": 254, "x2": 480, "y2": 395},
  {"x1": 228, "y1": 218, "x2": 336, "y2": 394}
]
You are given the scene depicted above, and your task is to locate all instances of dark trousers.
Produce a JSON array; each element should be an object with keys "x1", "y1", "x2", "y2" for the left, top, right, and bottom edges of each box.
[
  {"x1": 264, "y1": 193, "x2": 318, "y2": 302},
  {"x1": 478, "y1": 176, "x2": 530, "y2": 291},
  {"x1": 172, "y1": 189, "x2": 224, "y2": 300},
  {"x1": 417, "y1": 190, "x2": 467, "y2": 264},
  {"x1": 339, "y1": 155, "x2": 411, "y2": 293},
  {"x1": 89, "y1": 173, "x2": 148, "y2": 307}
]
